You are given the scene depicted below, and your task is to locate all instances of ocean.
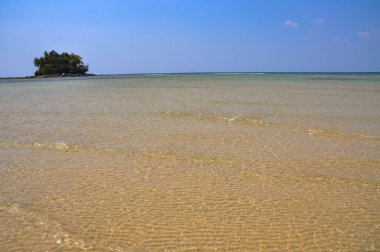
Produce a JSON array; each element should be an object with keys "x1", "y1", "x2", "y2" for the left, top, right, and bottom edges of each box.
[{"x1": 0, "y1": 73, "x2": 379, "y2": 250}]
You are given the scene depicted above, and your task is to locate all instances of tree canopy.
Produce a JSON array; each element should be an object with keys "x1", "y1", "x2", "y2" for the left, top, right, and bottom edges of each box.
[{"x1": 33, "y1": 50, "x2": 89, "y2": 76}]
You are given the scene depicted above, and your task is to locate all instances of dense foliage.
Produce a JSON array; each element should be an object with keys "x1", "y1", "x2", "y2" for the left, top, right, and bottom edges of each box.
[{"x1": 34, "y1": 50, "x2": 89, "y2": 76}]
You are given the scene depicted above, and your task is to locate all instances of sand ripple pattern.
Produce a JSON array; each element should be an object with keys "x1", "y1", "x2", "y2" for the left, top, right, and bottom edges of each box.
[{"x1": 0, "y1": 138, "x2": 379, "y2": 250}]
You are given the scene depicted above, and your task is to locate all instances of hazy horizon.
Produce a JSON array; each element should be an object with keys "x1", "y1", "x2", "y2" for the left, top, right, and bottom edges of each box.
[{"x1": 2, "y1": 71, "x2": 380, "y2": 79}]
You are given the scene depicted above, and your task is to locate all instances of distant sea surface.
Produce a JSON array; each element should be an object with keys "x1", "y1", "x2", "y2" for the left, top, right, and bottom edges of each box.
[{"x1": 0, "y1": 73, "x2": 379, "y2": 250}]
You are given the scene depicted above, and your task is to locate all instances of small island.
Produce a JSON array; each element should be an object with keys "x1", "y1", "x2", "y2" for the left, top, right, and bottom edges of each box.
[{"x1": 32, "y1": 50, "x2": 95, "y2": 78}]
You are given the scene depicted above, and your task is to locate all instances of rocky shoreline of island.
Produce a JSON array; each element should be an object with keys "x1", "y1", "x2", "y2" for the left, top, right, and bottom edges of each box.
[{"x1": 0, "y1": 73, "x2": 97, "y2": 80}]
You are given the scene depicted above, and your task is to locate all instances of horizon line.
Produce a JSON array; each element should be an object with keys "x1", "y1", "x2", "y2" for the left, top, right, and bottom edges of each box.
[{"x1": 1, "y1": 71, "x2": 380, "y2": 79}]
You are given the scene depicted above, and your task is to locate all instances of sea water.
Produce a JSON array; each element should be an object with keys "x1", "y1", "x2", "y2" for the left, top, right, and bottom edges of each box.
[{"x1": 0, "y1": 73, "x2": 379, "y2": 250}]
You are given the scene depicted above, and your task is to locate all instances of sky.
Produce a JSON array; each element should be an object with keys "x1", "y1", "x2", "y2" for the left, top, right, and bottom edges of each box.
[{"x1": 0, "y1": 0, "x2": 379, "y2": 76}]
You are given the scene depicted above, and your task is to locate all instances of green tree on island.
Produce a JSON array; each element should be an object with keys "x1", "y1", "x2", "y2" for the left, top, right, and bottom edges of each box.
[{"x1": 33, "y1": 50, "x2": 89, "y2": 76}]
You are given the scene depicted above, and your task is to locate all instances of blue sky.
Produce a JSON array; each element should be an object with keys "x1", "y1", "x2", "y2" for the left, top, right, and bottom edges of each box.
[{"x1": 0, "y1": 0, "x2": 379, "y2": 76}]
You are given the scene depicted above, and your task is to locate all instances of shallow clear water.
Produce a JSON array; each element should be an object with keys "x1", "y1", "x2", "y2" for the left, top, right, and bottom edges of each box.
[{"x1": 0, "y1": 73, "x2": 379, "y2": 250}]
